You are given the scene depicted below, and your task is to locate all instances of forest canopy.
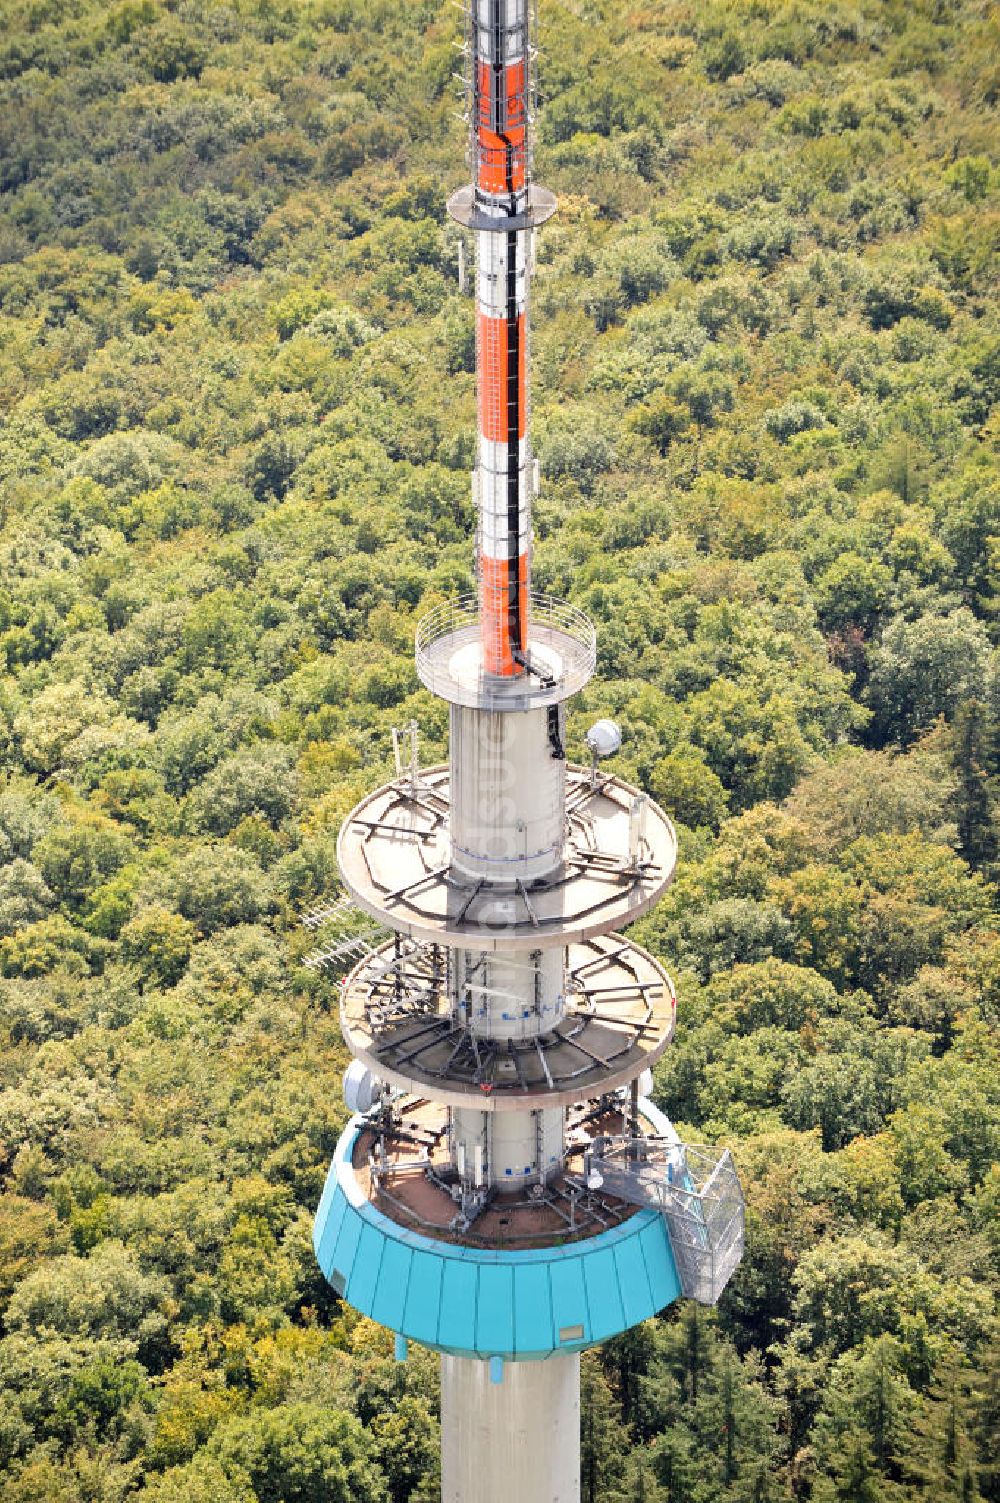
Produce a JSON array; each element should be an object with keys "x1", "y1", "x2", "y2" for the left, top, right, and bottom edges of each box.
[{"x1": 0, "y1": 0, "x2": 998, "y2": 1500}]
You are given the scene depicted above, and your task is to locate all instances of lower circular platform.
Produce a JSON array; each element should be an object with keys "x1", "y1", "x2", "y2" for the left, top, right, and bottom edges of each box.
[
  {"x1": 336, "y1": 765, "x2": 677, "y2": 953},
  {"x1": 340, "y1": 932, "x2": 676, "y2": 1109},
  {"x1": 313, "y1": 1099, "x2": 682, "y2": 1361}
]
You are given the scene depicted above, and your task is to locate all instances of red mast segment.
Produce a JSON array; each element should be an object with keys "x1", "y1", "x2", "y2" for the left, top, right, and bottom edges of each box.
[{"x1": 472, "y1": 0, "x2": 532, "y2": 677}]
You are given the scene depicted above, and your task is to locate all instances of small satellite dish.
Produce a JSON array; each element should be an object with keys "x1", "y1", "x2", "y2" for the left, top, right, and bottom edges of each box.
[
  {"x1": 343, "y1": 1060, "x2": 382, "y2": 1115},
  {"x1": 586, "y1": 1172, "x2": 604, "y2": 1191},
  {"x1": 585, "y1": 719, "x2": 622, "y2": 759}
]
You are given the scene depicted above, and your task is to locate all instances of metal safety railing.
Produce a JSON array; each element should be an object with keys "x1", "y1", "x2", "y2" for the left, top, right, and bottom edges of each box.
[
  {"x1": 414, "y1": 590, "x2": 596, "y2": 708},
  {"x1": 588, "y1": 1138, "x2": 745, "y2": 1306}
]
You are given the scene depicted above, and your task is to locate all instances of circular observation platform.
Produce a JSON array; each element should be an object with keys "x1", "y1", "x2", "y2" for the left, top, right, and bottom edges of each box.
[
  {"x1": 415, "y1": 593, "x2": 595, "y2": 711},
  {"x1": 340, "y1": 932, "x2": 676, "y2": 1110},
  {"x1": 313, "y1": 1097, "x2": 683, "y2": 1360},
  {"x1": 336, "y1": 765, "x2": 677, "y2": 953}
]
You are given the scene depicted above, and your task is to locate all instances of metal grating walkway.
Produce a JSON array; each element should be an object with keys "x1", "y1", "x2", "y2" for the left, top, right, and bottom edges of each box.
[{"x1": 588, "y1": 1137, "x2": 745, "y2": 1306}]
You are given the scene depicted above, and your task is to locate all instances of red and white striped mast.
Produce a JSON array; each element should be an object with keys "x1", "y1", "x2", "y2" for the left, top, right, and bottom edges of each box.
[{"x1": 449, "y1": 0, "x2": 555, "y2": 679}]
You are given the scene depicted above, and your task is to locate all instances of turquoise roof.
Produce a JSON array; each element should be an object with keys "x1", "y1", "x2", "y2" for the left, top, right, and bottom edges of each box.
[{"x1": 313, "y1": 1116, "x2": 681, "y2": 1361}]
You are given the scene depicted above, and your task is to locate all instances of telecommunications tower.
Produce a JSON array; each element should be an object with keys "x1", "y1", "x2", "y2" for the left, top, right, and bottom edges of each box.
[{"x1": 312, "y1": 4, "x2": 744, "y2": 1500}]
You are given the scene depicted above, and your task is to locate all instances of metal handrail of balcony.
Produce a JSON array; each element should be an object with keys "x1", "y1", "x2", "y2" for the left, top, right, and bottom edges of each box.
[
  {"x1": 414, "y1": 590, "x2": 596, "y2": 710},
  {"x1": 588, "y1": 1137, "x2": 745, "y2": 1306}
]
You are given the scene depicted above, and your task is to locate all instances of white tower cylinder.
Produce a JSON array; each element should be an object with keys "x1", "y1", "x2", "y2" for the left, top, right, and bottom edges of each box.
[
  {"x1": 452, "y1": 947, "x2": 565, "y2": 1039},
  {"x1": 452, "y1": 1105, "x2": 564, "y2": 1188},
  {"x1": 441, "y1": 1353, "x2": 581, "y2": 1503},
  {"x1": 449, "y1": 704, "x2": 565, "y2": 881}
]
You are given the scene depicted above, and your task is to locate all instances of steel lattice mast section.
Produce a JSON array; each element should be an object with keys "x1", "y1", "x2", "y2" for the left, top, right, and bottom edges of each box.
[{"x1": 312, "y1": 5, "x2": 745, "y2": 1501}]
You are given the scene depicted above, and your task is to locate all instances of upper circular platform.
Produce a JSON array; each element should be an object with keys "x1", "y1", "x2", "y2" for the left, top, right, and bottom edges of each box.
[
  {"x1": 446, "y1": 183, "x2": 558, "y2": 233},
  {"x1": 336, "y1": 765, "x2": 677, "y2": 953},
  {"x1": 341, "y1": 931, "x2": 676, "y2": 1110},
  {"x1": 415, "y1": 593, "x2": 595, "y2": 711}
]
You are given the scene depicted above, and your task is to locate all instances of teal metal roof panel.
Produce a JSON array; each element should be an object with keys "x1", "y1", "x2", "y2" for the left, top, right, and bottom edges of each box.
[
  {"x1": 403, "y1": 1249, "x2": 443, "y2": 1347},
  {"x1": 315, "y1": 1158, "x2": 340, "y2": 1231},
  {"x1": 330, "y1": 1203, "x2": 363, "y2": 1289},
  {"x1": 349, "y1": 1222, "x2": 386, "y2": 1312},
  {"x1": 476, "y1": 1264, "x2": 515, "y2": 1355},
  {"x1": 549, "y1": 1254, "x2": 589, "y2": 1345},
  {"x1": 638, "y1": 1217, "x2": 682, "y2": 1311},
  {"x1": 438, "y1": 1257, "x2": 479, "y2": 1351},
  {"x1": 315, "y1": 1190, "x2": 347, "y2": 1272},
  {"x1": 370, "y1": 1239, "x2": 412, "y2": 1332},
  {"x1": 583, "y1": 1246, "x2": 625, "y2": 1342},
  {"x1": 613, "y1": 1234, "x2": 653, "y2": 1327},
  {"x1": 315, "y1": 1117, "x2": 681, "y2": 1362},
  {"x1": 512, "y1": 1262, "x2": 553, "y2": 1357}
]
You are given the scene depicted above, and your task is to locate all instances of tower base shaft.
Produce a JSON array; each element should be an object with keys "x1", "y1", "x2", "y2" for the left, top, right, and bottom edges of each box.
[{"x1": 440, "y1": 1352, "x2": 580, "y2": 1503}]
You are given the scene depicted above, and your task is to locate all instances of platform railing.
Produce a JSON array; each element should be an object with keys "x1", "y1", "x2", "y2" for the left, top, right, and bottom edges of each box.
[
  {"x1": 414, "y1": 591, "x2": 596, "y2": 709},
  {"x1": 588, "y1": 1138, "x2": 745, "y2": 1306}
]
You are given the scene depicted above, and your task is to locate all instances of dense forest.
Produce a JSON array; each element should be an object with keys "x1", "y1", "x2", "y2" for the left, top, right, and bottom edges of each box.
[{"x1": 0, "y1": 0, "x2": 997, "y2": 1499}]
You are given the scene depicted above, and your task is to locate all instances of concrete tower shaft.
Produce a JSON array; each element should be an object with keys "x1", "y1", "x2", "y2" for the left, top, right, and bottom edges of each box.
[
  {"x1": 449, "y1": 945, "x2": 566, "y2": 1039},
  {"x1": 449, "y1": 702, "x2": 565, "y2": 883},
  {"x1": 441, "y1": 1353, "x2": 580, "y2": 1503}
]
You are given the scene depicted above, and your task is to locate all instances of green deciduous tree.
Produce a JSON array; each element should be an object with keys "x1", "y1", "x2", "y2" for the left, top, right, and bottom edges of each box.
[
  {"x1": 866, "y1": 610, "x2": 993, "y2": 748},
  {"x1": 118, "y1": 907, "x2": 195, "y2": 988},
  {"x1": 209, "y1": 1403, "x2": 388, "y2": 1503},
  {"x1": 5, "y1": 1242, "x2": 172, "y2": 1371}
]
